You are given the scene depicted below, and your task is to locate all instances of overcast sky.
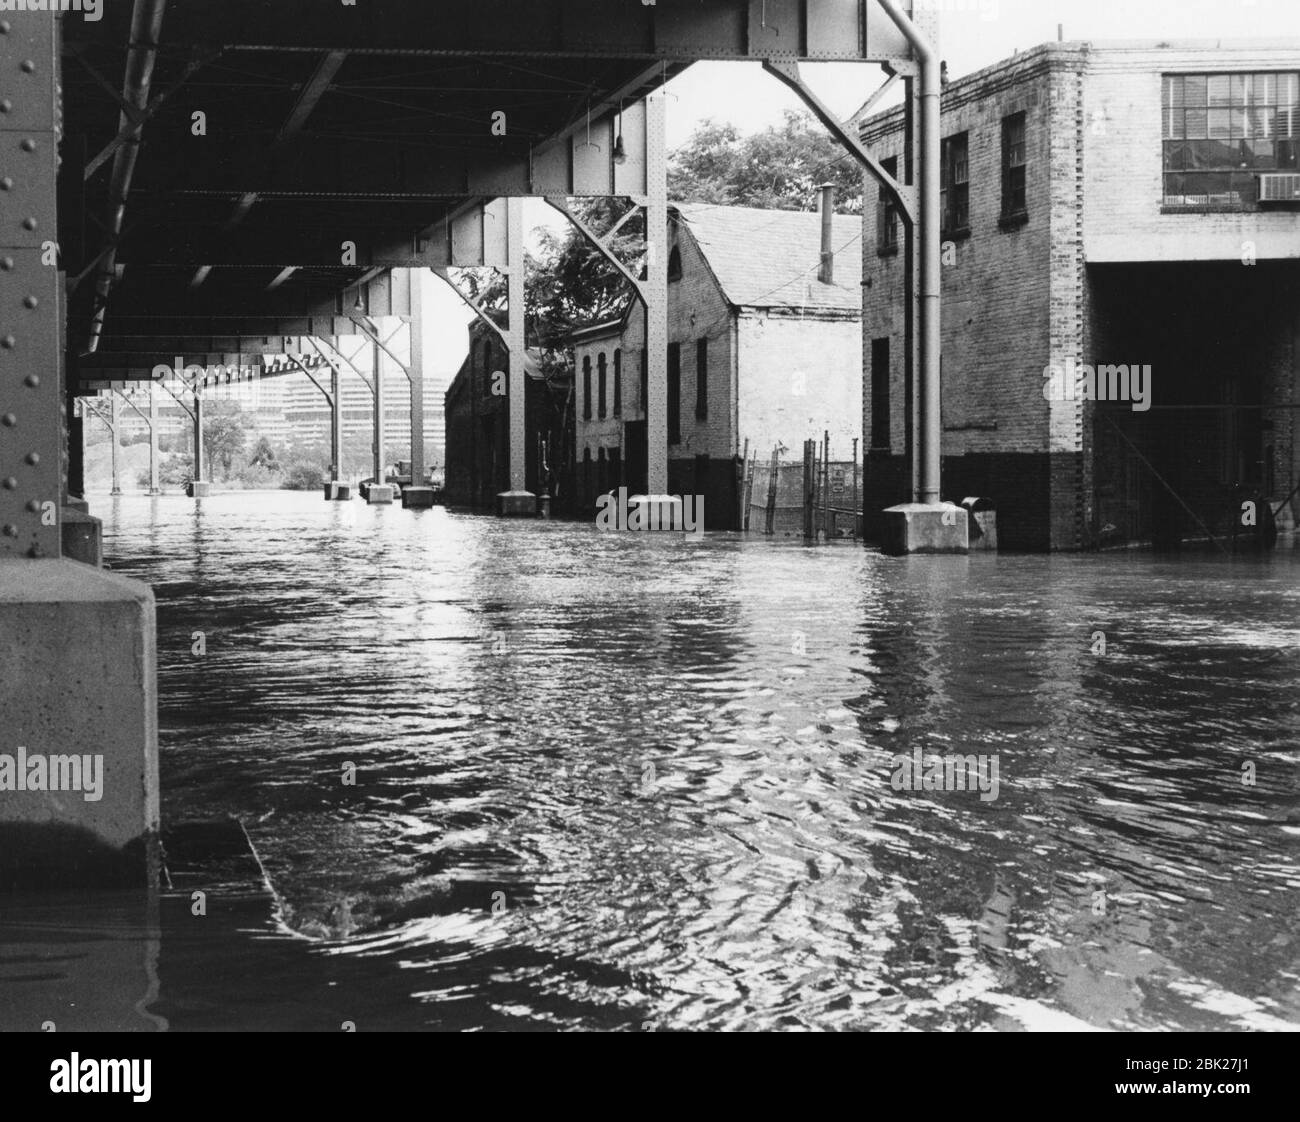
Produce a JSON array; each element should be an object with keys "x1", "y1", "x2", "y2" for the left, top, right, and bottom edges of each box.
[{"x1": 428, "y1": 0, "x2": 1300, "y2": 379}]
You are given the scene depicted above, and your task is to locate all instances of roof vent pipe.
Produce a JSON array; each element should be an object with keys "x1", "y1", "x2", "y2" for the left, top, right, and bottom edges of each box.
[{"x1": 817, "y1": 183, "x2": 835, "y2": 284}]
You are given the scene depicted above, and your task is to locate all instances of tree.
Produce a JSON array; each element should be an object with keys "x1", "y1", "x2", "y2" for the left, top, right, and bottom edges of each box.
[
  {"x1": 248, "y1": 435, "x2": 281, "y2": 473},
  {"x1": 668, "y1": 110, "x2": 864, "y2": 214},
  {"x1": 200, "y1": 400, "x2": 248, "y2": 481}
]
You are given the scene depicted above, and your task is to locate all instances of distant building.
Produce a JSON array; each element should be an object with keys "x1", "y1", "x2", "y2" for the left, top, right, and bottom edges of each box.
[
  {"x1": 572, "y1": 201, "x2": 864, "y2": 530},
  {"x1": 444, "y1": 319, "x2": 573, "y2": 510},
  {"x1": 860, "y1": 40, "x2": 1300, "y2": 550}
]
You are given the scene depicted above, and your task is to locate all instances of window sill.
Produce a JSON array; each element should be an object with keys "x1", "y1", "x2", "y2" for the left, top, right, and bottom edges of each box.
[
  {"x1": 1160, "y1": 202, "x2": 1255, "y2": 215},
  {"x1": 998, "y1": 211, "x2": 1029, "y2": 231},
  {"x1": 877, "y1": 243, "x2": 900, "y2": 258},
  {"x1": 942, "y1": 226, "x2": 972, "y2": 243}
]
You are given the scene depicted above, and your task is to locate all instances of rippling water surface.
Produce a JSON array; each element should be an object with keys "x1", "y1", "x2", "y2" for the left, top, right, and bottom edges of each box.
[{"x1": 80, "y1": 493, "x2": 1300, "y2": 1029}]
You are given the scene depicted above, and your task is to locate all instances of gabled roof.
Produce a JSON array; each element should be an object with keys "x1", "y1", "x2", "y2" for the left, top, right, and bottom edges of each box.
[{"x1": 672, "y1": 203, "x2": 863, "y2": 315}]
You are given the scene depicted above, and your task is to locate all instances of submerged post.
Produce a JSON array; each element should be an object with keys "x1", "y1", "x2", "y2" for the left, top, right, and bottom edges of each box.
[{"x1": 368, "y1": 335, "x2": 392, "y2": 503}]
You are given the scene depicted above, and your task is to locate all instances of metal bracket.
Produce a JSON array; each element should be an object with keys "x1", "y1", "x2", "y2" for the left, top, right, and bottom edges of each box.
[{"x1": 762, "y1": 58, "x2": 916, "y2": 224}]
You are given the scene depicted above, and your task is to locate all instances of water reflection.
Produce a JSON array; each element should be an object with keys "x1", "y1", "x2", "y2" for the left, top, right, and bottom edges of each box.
[{"x1": 7, "y1": 491, "x2": 1297, "y2": 1031}]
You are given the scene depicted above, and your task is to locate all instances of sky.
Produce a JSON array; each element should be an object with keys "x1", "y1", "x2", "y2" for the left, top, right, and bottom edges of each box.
[{"x1": 427, "y1": 0, "x2": 1300, "y2": 375}]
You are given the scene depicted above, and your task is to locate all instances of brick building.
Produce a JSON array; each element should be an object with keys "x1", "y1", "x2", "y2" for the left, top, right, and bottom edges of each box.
[
  {"x1": 860, "y1": 40, "x2": 1300, "y2": 550},
  {"x1": 444, "y1": 319, "x2": 573, "y2": 510},
  {"x1": 573, "y1": 202, "x2": 863, "y2": 530}
]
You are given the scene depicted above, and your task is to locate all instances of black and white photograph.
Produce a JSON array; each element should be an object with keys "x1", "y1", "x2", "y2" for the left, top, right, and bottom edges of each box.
[{"x1": 1, "y1": 0, "x2": 1298, "y2": 1081}]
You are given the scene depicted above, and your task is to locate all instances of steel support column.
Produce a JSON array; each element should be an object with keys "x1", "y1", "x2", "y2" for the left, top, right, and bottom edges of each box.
[
  {"x1": 371, "y1": 338, "x2": 384, "y2": 484},
  {"x1": 148, "y1": 380, "x2": 159, "y2": 493},
  {"x1": 109, "y1": 391, "x2": 121, "y2": 494},
  {"x1": 330, "y1": 359, "x2": 343, "y2": 482},
  {"x1": 192, "y1": 388, "x2": 204, "y2": 482},
  {"x1": 644, "y1": 96, "x2": 668, "y2": 497},
  {"x1": 407, "y1": 268, "x2": 431, "y2": 486},
  {"x1": 496, "y1": 197, "x2": 533, "y2": 515},
  {"x1": 0, "y1": 14, "x2": 61, "y2": 557}
]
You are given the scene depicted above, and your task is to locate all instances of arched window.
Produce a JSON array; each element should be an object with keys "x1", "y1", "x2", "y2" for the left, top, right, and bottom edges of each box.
[
  {"x1": 597, "y1": 353, "x2": 607, "y2": 419},
  {"x1": 582, "y1": 355, "x2": 592, "y2": 421},
  {"x1": 667, "y1": 245, "x2": 683, "y2": 282},
  {"x1": 613, "y1": 349, "x2": 622, "y2": 417}
]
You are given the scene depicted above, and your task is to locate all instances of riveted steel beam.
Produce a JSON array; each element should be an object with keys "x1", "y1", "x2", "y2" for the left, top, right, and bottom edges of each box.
[{"x1": 0, "y1": 14, "x2": 61, "y2": 557}]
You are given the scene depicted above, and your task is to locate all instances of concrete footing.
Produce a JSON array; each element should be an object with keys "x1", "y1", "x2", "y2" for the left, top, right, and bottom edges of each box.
[
  {"x1": 367, "y1": 484, "x2": 394, "y2": 505},
  {"x1": 497, "y1": 490, "x2": 536, "y2": 517},
  {"x1": 628, "y1": 493, "x2": 684, "y2": 530},
  {"x1": 60, "y1": 507, "x2": 103, "y2": 568},
  {"x1": 332, "y1": 482, "x2": 352, "y2": 501},
  {"x1": 881, "y1": 503, "x2": 970, "y2": 555},
  {"x1": 186, "y1": 480, "x2": 212, "y2": 499},
  {"x1": 401, "y1": 486, "x2": 436, "y2": 509},
  {"x1": 0, "y1": 560, "x2": 159, "y2": 887}
]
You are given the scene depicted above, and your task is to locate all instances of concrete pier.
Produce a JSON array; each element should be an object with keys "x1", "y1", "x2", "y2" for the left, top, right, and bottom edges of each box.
[
  {"x1": 367, "y1": 484, "x2": 395, "y2": 505},
  {"x1": 881, "y1": 503, "x2": 970, "y2": 555},
  {"x1": 187, "y1": 481, "x2": 212, "y2": 499},
  {"x1": 0, "y1": 560, "x2": 159, "y2": 887},
  {"x1": 497, "y1": 490, "x2": 536, "y2": 517},
  {"x1": 401, "y1": 486, "x2": 436, "y2": 509}
]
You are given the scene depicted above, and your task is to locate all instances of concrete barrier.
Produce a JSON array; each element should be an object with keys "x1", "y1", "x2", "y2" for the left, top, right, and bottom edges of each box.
[
  {"x1": 497, "y1": 490, "x2": 536, "y2": 516},
  {"x1": 367, "y1": 484, "x2": 394, "y2": 505},
  {"x1": 0, "y1": 560, "x2": 159, "y2": 887},
  {"x1": 401, "y1": 486, "x2": 436, "y2": 509}
]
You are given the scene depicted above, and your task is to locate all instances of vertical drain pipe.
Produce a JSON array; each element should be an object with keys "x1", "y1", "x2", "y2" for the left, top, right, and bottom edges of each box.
[
  {"x1": 878, "y1": 0, "x2": 941, "y2": 507},
  {"x1": 86, "y1": 0, "x2": 168, "y2": 354}
]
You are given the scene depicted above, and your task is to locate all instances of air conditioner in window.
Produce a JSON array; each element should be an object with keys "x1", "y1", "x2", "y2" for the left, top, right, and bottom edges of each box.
[{"x1": 1258, "y1": 173, "x2": 1300, "y2": 202}]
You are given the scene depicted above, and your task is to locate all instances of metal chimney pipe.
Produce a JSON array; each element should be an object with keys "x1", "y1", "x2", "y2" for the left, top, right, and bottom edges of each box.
[{"x1": 817, "y1": 183, "x2": 835, "y2": 284}]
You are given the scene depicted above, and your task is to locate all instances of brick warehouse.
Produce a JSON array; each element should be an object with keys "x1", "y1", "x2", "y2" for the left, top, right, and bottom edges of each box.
[
  {"x1": 444, "y1": 319, "x2": 574, "y2": 511},
  {"x1": 860, "y1": 40, "x2": 1300, "y2": 551},
  {"x1": 572, "y1": 202, "x2": 863, "y2": 530}
]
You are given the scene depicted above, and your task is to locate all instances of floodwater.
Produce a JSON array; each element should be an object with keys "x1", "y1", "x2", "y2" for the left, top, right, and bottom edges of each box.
[{"x1": 6, "y1": 491, "x2": 1300, "y2": 1031}]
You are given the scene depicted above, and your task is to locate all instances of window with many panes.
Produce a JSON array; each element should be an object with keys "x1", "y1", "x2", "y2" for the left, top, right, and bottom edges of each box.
[
  {"x1": 878, "y1": 155, "x2": 900, "y2": 252},
  {"x1": 940, "y1": 133, "x2": 970, "y2": 236},
  {"x1": 582, "y1": 355, "x2": 592, "y2": 421},
  {"x1": 1163, "y1": 72, "x2": 1300, "y2": 207},
  {"x1": 1001, "y1": 113, "x2": 1027, "y2": 221}
]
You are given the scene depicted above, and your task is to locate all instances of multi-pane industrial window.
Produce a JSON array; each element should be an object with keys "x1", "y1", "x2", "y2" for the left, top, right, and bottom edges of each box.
[
  {"x1": 582, "y1": 355, "x2": 592, "y2": 421},
  {"x1": 1162, "y1": 72, "x2": 1300, "y2": 206},
  {"x1": 870, "y1": 338, "x2": 890, "y2": 451},
  {"x1": 1002, "y1": 113, "x2": 1027, "y2": 219},
  {"x1": 878, "y1": 155, "x2": 900, "y2": 251},
  {"x1": 597, "y1": 353, "x2": 607, "y2": 419},
  {"x1": 613, "y1": 349, "x2": 622, "y2": 417},
  {"x1": 940, "y1": 133, "x2": 970, "y2": 235},
  {"x1": 695, "y1": 338, "x2": 708, "y2": 420},
  {"x1": 639, "y1": 350, "x2": 648, "y2": 417},
  {"x1": 667, "y1": 342, "x2": 681, "y2": 445},
  {"x1": 668, "y1": 246, "x2": 683, "y2": 281}
]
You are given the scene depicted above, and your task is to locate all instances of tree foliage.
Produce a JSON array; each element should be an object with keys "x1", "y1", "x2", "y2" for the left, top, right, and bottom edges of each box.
[
  {"x1": 200, "y1": 399, "x2": 248, "y2": 481},
  {"x1": 668, "y1": 110, "x2": 863, "y2": 214}
]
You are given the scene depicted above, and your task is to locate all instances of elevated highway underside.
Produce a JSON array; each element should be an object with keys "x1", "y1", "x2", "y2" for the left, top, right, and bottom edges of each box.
[{"x1": 1, "y1": 1, "x2": 941, "y2": 879}]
